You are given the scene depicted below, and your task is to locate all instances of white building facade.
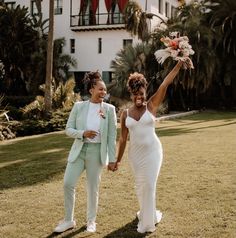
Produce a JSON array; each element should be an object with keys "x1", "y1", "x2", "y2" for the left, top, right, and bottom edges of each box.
[{"x1": 4, "y1": 0, "x2": 179, "y2": 84}]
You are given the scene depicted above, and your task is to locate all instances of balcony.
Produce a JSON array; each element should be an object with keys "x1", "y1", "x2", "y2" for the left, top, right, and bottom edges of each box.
[{"x1": 70, "y1": 12, "x2": 125, "y2": 31}]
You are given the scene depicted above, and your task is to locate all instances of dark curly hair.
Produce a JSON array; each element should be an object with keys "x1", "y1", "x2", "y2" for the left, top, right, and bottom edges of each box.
[
  {"x1": 82, "y1": 71, "x2": 103, "y2": 93},
  {"x1": 127, "y1": 72, "x2": 147, "y2": 94}
]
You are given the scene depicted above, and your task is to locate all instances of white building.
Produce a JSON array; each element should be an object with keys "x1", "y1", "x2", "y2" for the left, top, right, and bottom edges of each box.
[{"x1": 4, "y1": 0, "x2": 179, "y2": 85}]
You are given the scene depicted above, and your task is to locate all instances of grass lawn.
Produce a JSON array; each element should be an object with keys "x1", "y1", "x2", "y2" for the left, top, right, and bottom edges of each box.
[{"x1": 0, "y1": 111, "x2": 235, "y2": 238}]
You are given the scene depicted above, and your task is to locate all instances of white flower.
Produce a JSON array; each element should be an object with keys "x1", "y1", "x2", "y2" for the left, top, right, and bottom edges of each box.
[
  {"x1": 179, "y1": 41, "x2": 189, "y2": 49},
  {"x1": 154, "y1": 49, "x2": 171, "y2": 64},
  {"x1": 170, "y1": 49, "x2": 179, "y2": 58},
  {"x1": 169, "y1": 32, "x2": 179, "y2": 38}
]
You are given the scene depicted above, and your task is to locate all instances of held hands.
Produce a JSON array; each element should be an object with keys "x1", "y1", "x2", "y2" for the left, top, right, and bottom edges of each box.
[{"x1": 107, "y1": 161, "x2": 120, "y2": 172}]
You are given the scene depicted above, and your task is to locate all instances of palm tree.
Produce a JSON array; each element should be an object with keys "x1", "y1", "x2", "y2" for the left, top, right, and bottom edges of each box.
[
  {"x1": 53, "y1": 38, "x2": 77, "y2": 86},
  {"x1": 209, "y1": 0, "x2": 236, "y2": 55},
  {"x1": 34, "y1": 0, "x2": 43, "y2": 23},
  {"x1": 151, "y1": 1, "x2": 218, "y2": 109},
  {"x1": 0, "y1": 4, "x2": 39, "y2": 95},
  {"x1": 31, "y1": 0, "x2": 49, "y2": 38},
  {"x1": 110, "y1": 42, "x2": 156, "y2": 98},
  {"x1": 27, "y1": 37, "x2": 77, "y2": 96},
  {"x1": 208, "y1": 0, "x2": 236, "y2": 107},
  {"x1": 123, "y1": 0, "x2": 149, "y2": 41},
  {"x1": 44, "y1": 0, "x2": 54, "y2": 116},
  {"x1": 0, "y1": 2, "x2": 77, "y2": 101}
]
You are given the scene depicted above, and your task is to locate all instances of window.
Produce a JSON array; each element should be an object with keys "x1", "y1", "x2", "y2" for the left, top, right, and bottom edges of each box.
[
  {"x1": 70, "y1": 39, "x2": 75, "y2": 54},
  {"x1": 31, "y1": 0, "x2": 38, "y2": 16},
  {"x1": 159, "y1": 0, "x2": 163, "y2": 14},
  {"x1": 123, "y1": 39, "x2": 133, "y2": 48},
  {"x1": 171, "y1": 6, "x2": 176, "y2": 18},
  {"x1": 105, "y1": 0, "x2": 126, "y2": 24},
  {"x1": 5, "y1": 1, "x2": 16, "y2": 9},
  {"x1": 102, "y1": 71, "x2": 112, "y2": 84},
  {"x1": 111, "y1": 2, "x2": 121, "y2": 24},
  {"x1": 79, "y1": 0, "x2": 99, "y2": 26},
  {"x1": 165, "y1": 2, "x2": 170, "y2": 17},
  {"x1": 98, "y1": 38, "x2": 102, "y2": 54},
  {"x1": 54, "y1": 0, "x2": 63, "y2": 15},
  {"x1": 83, "y1": 3, "x2": 90, "y2": 26}
]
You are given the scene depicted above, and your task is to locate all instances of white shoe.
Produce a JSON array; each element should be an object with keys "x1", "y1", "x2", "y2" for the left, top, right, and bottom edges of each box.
[
  {"x1": 155, "y1": 210, "x2": 162, "y2": 224},
  {"x1": 137, "y1": 210, "x2": 162, "y2": 223},
  {"x1": 86, "y1": 221, "x2": 96, "y2": 232},
  {"x1": 136, "y1": 211, "x2": 140, "y2": 220},
  {"x1": 137, "y1": 226, "x2": 156, "y2": 233},
  {"x1": 54, "y1": 220, "x2": 76, "y2": 233}
]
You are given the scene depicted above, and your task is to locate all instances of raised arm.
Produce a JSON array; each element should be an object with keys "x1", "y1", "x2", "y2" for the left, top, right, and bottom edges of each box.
[{"x1": 147, "y1": 61, "x2": 183, "y2": 115}]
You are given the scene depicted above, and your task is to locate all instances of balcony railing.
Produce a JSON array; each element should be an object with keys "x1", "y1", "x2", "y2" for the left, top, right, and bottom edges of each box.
[{"x1": 70, "y1": 12, "x2": 125, "y2": 30}]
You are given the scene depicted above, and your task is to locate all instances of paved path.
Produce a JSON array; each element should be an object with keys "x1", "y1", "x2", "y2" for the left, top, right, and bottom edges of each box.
[{"x1": 156, "y1": 110, "x2": 199, "y2": 122}]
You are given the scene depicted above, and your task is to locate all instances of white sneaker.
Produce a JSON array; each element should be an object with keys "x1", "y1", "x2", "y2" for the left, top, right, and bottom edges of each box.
[
  {"x1": 155, "y1": 210, "x2": 162, "y2": 224},
  {"x1": 54, "y1": 220, "x2": 76, "y2": 233},
  {"x1": 136, "y1": 211, "x2": 140, "y2": 220},
  {"x1": 86, "y1": 221, "x2": 96, "y2": 232},
  {"x1": 137, "y1": 210, "x2": 162, "y2": 223}
]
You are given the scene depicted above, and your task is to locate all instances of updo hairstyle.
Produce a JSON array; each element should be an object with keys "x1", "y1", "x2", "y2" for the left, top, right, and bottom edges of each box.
[
  {"x1": 82, "y1": 71, "x2": 103, "y2": 93},
  {"x1": 127, "y1": 72, "x2": 147, "y2": 94}
]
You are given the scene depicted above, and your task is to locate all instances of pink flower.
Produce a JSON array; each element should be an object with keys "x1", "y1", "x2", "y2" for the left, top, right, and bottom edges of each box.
[
  {"x1": 169, "y1": 40, "x2": 178, "y2": 49},
  {"x1": 99, "y1": 108, "x2": 106, "y2": 119}
]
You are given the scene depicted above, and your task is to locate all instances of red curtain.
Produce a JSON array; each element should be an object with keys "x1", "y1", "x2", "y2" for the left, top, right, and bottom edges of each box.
[
  {"x1": 91, "y1": 0, "x2": 99, "y2": 24},
  {"x1": 78, "y1": 0, "x2": 86, "y2": 25},
  {"x1": 118, "y1": 0, "x2": 128, "y2": 13},
  {"x1": 105, "y1": 0, "x2": 113, "y2": 24},
  {"x1": 91, "y1": 0, "x2": 99, "y2": 15},
  {"x1": 105, "y1": 0, "x2": 113, "y2": 12},
  {"x1": 79, "y1": 0, "x2": 85, "y2": 13}
]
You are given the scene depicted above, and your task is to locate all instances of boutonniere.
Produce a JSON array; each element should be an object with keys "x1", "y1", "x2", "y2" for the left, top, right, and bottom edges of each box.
[{"x1": 99, "y1": 106, "x2": 106, "y2": 119}]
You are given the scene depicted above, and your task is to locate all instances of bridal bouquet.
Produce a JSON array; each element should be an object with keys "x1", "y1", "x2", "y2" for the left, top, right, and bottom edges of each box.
[{"x1": 154, "y1": 32, "x2": 194, "y2": 69}]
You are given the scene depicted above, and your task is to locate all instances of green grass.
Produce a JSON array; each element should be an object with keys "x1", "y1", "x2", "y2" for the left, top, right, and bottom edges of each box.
[{"x1": 0, "y1": 111, "x2": 235, "y2": 238}]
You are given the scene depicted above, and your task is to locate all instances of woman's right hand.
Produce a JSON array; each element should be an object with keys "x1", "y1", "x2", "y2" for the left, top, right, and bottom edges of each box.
[
  {"x1": 83, "y1": 130, "x2": 98, "y2": 139},
  {"x1": 113, "y1": 161, "x2": 120, "y2": 171}
]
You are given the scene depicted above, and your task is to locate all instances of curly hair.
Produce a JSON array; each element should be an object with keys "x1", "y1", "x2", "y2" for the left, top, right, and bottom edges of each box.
[
  {"x1": 127, "y1": 72, "x2": 147, "y2": 94},
  {"x1": 82, "y1": 71, "x2": 103, "y2": 93}
]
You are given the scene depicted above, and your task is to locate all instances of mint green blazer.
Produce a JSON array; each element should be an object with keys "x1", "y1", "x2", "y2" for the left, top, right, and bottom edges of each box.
[{"x1": 65, "y1": 100, "x2": 117, "y2": 165}]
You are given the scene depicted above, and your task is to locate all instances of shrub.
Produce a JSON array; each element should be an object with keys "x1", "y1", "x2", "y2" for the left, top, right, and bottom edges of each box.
[{"x1": 11, "y1": 109, "x2": 70, "y2": 137}]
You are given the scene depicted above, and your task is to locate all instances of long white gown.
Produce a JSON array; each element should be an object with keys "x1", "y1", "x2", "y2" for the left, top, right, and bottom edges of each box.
[{"x1": 126, "y1": 108, "x2": 163, "y2": 233}]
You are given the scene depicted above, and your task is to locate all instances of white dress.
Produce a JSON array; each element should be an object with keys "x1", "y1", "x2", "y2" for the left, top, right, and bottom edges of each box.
[{"x1": 126, "y1": 108, "x2": 163, "y2": 233}]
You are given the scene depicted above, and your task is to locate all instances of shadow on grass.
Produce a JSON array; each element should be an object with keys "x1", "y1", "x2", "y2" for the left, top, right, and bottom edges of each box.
[
  {"x1": 0, "y1": 133, "x2": 72, "y2": 190},
  {"x1": 45, "y1": 225, "x2": 88, "y2": 238},
  {"x1": 103, "y1": 218, "x2": 148, "y2": 238},
  {"x1": 45, "y1": 218, "x2": 149, "y2": 238}
]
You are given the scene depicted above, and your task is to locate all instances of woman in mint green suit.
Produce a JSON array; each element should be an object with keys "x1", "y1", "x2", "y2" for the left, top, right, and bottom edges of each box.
[{"x1": 54, "y1": 71, "x2": 117, "y2": 233}]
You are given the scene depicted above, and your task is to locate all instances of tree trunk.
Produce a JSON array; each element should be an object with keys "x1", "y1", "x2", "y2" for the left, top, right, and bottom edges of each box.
[{"x1": 44, "y1": 0, "x2": 54, "y2": 116}]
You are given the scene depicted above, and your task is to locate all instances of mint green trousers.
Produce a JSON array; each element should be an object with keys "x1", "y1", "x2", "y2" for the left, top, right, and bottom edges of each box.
[{"x1": 63, "y1": 143, "x2": 103, "y2": 222}]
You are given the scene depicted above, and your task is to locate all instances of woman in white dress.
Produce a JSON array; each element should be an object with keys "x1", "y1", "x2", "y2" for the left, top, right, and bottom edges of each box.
[{"x1": 114, "y1": 61, "x2": 183, "y2": 233}]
